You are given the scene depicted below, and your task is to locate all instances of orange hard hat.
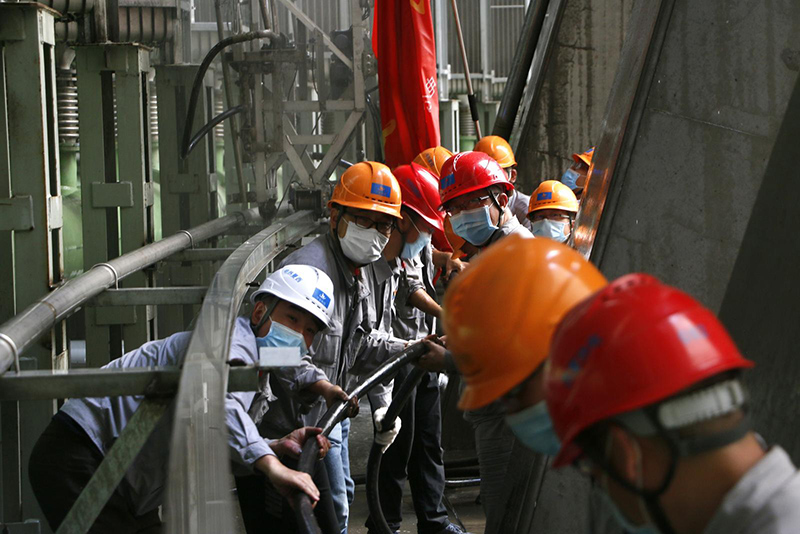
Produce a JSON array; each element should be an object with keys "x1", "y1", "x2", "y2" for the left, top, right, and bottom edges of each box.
[
  {"x1": 413, "y1": 146, "x2": 454, "y2": 178},
  {"x1": 328, "y1": 161, "x2": 402, "y2": 218},
  {"x1": 528, "y1": 180, "x2": 579, "y2": 216},
  {"x1": 443, "y1": 216, "x2": 466, "y2": 260},
  {"x1": 474, "y1": 136, "x2": 517, "y2": 168},
  {"x1": 571, "y1": 147, "x2": 595, "y2": 168},
  {"x1": 442, "y1": 235, "x2": 607, "y2": 411}
]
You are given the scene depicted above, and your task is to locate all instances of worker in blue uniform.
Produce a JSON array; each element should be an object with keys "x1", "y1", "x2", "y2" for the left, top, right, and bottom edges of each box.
[{"x1": 28, "y1": 264, "x2": 336, "y2": 533}]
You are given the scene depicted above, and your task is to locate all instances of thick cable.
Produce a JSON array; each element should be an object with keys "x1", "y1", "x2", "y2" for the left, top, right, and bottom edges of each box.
[
  {"x1": 366, "y1": 366, "x2": 426, "y2": 534},
  {"x1": 291, "y1": 342, "x2": 428, "y2": 532},
  {"x1": 185, "y1": 105, "x2": 246, "y2": 157},
  {"x1": 180, "y1": 29, "x2": 277, "y2": 160}
]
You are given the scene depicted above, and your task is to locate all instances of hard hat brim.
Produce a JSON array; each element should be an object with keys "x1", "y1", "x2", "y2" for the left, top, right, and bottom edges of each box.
[
  {"x1": 328, "y1": 198, "x2": 403, "y2": 219},
  {"x1": 250, "y1": 289, "x2": 331, "y2": 329}
]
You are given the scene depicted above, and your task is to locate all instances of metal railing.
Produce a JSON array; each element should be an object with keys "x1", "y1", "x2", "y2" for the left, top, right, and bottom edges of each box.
[{"x1": 165, "y1": 209, "x2": 317, "y2": 534}]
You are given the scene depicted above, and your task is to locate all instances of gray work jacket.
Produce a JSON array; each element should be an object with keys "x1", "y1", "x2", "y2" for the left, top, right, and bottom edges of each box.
[
  {"x1": 704, "y1": 446, "x2": 800, "y2": 534},
  {"x1": 392, "y1": 243, "x2": 436, "y2": 342},
  {"x1": 509, "y1": 188, "x2": 533, "y2": 232},
  {"x1": 265, "y1": 232, "x2": 404, "y2": 432},
  {"x1": 61, "y1": 318, "x2": 275, "y2": 515}
]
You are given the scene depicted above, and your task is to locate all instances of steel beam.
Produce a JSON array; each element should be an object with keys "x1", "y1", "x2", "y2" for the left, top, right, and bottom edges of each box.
[
  {"x1": 90, "y1": 287, "x2": 209, "y2": 306},
  {"x1": 166, "y1": 248, "x2": 237, "y2": 262},
  {"x1": 76, "y1": 44, "x2": 157, "y2": 365},
  {"x1": 0, "y1": 4, "x2": 66, "y2": 524},
  {"x1": 0, "y1": 366, "x2": 263, "y2": 401}
]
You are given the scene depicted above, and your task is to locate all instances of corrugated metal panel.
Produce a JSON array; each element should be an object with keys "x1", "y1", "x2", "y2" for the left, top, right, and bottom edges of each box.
[
  {"x1": 490, "y1": 0, "x2": 526, "y2": 76},
  {"x1": 447, "y1": 0, "x2": 482, "y2": 74}
]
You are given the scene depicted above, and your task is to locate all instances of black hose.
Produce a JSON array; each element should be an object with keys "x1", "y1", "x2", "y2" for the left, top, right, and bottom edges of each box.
[
  {"x1": 291, "y1": 343, "x2": 428, "y2": 533},
  {"x1": 366, "y1": 367, "x2": 426, "y2": 534},
  {"x1": 180, "y1": 29, "x2": 277, "y2": 160},
  {"x1": 185, "y1": 105, "x2": 245, "y2": 157}
]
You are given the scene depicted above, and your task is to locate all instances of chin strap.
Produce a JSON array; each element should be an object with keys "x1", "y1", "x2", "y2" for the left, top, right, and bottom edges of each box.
[{"x1": 251, "y1": 299, "x2": 279, "y2": 335}]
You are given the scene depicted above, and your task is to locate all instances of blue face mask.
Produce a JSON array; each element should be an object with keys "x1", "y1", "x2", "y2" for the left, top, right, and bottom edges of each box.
[
  {"x1": 561, "y1": 167, "x2": 581, "y2": 190},
  {"x1": 531, "y1": 218, "x2": 570, "y2": 243},
  {"x1": 504, "y1": 400, "x2": 561, "y2": 456},
  {"x1": 401, "y1": 230, "x2": 431, "y2": 260},
  {"x1": 594, "y1": 485, "x2": 660, "y2": 534},
  {"x1": 449, "y1": 205, "x2": 498, "y2": 246},
  {"x1": 255, "y1": 321, "x2": 308, "y2": 354}
]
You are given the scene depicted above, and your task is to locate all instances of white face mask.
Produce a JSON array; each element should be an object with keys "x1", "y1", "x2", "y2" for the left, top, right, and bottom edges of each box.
[
  {"x1": 531, "y1": 218, "x2": 570, "y2": 243},
  {"x1": 339, "y1": 219, "x2": 390, "y2": 265}
]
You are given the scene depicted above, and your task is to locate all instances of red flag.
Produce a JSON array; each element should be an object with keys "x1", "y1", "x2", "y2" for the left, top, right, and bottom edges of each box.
[{"x1": 374, "y1": 0, "x2": 441, "y2": 168}]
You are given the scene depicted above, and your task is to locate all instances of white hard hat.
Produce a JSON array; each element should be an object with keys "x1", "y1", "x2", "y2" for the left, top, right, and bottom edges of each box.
[{"x1": 250, "y1": 264, "x2": 334, "y2": 327}]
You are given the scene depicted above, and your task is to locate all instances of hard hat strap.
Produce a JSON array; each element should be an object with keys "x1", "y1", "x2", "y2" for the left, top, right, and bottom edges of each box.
[{"x1": 251, "y1": 298, "x2": 279, "y2": 336}]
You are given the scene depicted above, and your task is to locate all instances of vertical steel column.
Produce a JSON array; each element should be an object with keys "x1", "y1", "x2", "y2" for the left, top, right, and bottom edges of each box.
[
  {"x1": 0, "y1": 3, "x2": 65, "y2": 525},
  {"x1": 155, "y1": 65, "x2": 218, "y2": 336},
  {"x1": 76, "y1": 44, "x2": 156, "y2": 366}
]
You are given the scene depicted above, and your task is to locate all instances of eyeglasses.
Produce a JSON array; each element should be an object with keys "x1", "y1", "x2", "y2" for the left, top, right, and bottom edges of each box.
[
  {"x1": 529, "y1": 212, "x2": 573, "y2": 223},
  {"x1": 444, "y1": 195, "x2": 491, "y2": 216},
  {"x1": 344, "y1": 212, "x2": 395, "y2": 236}
]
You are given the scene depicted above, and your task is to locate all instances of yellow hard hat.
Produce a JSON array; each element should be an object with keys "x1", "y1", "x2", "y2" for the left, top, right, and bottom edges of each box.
[
  {"x1": 474, "y1": 135, "x2": 516, "y2": 168},
  {"x1": 442, "y1": 235, "x2": 607, "y2": 410},
  {"x1": 328, "y1": 161, "x2": 402, "y2": 218},
  {"x1": 527, "y1": 180, "x2": 579, "y2": 216},
  {"x1": 413, "y1": 146, "x2": 454, "y2": 178}
]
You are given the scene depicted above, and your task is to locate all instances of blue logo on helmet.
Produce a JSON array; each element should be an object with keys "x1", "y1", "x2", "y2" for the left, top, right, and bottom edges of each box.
[
  {"x1": 371, "y1": 182, "x2": 391, "y2": 198},
  {"x1": 312, "y1": 288, "x2": 331, "y2": 308},
  {"x1": 440, "y1": 173, "x2": 455, "y2": 189},
  {"x1": 562, "y1": 335, "x2": 602, "y2": 387},
  {"x1": 283, "y1": 268, "x2": 302, "y2": 283},
  {"x1": 537, "y1": 192, "x2": 553, "y2": 201}
]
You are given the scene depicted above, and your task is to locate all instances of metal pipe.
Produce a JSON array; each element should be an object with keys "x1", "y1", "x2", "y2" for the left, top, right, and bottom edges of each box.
[
  {"x1": 291, "y1": 343, "x2": 428, "y2": 532},
  {"x1": 449, "y1": 0, "x2": 482, "y2": 139},
  {"x1": 492, "y1": 0, "x2": 549, "y2": 140},
  {"x1": 186, "y1": 105, "x2": 245, "y2": 157},
  {"x1": 180, "y1": 29, "x2": 278, "y2": 160},
  {"x1": 0, "y1": 208, "x2": 260, "y2": 375},
  {"x1": 214, "y1": 0, "x2": 250, "y2": 211}
]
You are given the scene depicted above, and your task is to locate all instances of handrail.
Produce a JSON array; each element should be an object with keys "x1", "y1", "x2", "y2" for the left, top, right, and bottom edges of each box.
[
  {"x1": 164, "y1": 210, "x2": 318, "y2": 534},
  {"x1": 0, "y1": 207, "x2": 261, "y2": 376}
]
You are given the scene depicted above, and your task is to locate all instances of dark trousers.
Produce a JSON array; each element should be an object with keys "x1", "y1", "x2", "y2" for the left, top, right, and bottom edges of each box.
[
  {"x1": 235, "y1": 456, "x2": 339, "y2": 534},
  {"x1": 28, "y1": 413, "x2": 162, "y2": 534},
  {"x1": 366, "y1": 366, "x2": 449, "y2": 534}
]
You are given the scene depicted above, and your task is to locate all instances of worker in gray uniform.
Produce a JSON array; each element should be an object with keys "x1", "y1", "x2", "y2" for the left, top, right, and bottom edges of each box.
[
  {"x1": 28, "y1": 265, "x2": 336, "y2": 533},
  {"x1": 435, "y1": 151, "x2": 533, "y2": 530},
  {"x1": 364, "y1": 163, "x2": 469, "y2": 534},
  {"x1": 546, "y1": 273, "x2": 800, "y2": 534},
  {"x1": 273, "y1": 161, "x2": 406, "y2": 534}
]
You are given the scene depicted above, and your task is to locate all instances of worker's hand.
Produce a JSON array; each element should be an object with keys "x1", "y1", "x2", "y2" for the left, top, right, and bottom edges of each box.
[
  {"x1": 444, "y1": 256, "x2": 467, "y2": 281},
  {"x1": 273, "y1": 427, "x2": 330, "y2": 460},
  {"x1": 261, "y1": 455, "x2": 320, "y2": 505},
  {"x1": 417, "y1": 335, "x2": 447, "y2": 372},
  {"x1": 318, "y1": 381, "x2": 359, "y2": 417},
  {"x1": 373, "y1": 406, "x2": 402, "y2": 453}
]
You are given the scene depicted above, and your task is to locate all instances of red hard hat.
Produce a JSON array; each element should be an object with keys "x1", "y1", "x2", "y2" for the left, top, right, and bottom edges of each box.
[
  {"x1": 393, "y1": 163, "x2": 445, "y2": 233},
  {"x1": 545, "y1": 273, "x2": 754, "y2": 468},
  {"x1": 439, "y1": 151, "x2": 514, "y2": 206}
]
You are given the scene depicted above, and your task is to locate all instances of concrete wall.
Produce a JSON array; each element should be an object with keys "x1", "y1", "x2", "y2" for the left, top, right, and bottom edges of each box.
[
  {"x1": 514, "y1": 0, "x2": 634, "y2": 191},
  {"x1": 594, "y1": 0, "x2": 800, "y2": 313}
]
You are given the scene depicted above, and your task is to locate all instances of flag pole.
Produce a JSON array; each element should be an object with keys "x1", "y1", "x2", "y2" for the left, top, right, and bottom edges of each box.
[{"x1": 449, "y1": 0, "x2": 482, "y2": 139}]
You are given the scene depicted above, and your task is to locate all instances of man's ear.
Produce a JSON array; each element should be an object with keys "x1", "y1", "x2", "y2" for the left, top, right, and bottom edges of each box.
[
  {"x1": 329, "y1": 206, "x2": 340, "y2": 233},
  {"x1": 497, "y1": 192, "x2": 510, "y2": 209},
  {"x1": 397, "y1": 211, "x2": 413, "y2": 233},
  {"x1": 251, "y1": 301, "x2": 267, "y2": 327},
  {"x1": 607, "y1": 425, "x2": 640, "y2": 485},
  {"x1": 509, "y1": 168, "x2": 518, "y2": 184}
]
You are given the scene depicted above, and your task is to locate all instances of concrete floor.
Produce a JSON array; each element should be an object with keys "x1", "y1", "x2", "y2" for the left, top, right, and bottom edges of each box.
[{"x1": 347, "y1": 407, "x2": 486, "y2": 534}]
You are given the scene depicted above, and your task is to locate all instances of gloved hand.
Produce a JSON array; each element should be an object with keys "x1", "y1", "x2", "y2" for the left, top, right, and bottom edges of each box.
[{"x1": 372, "y1": 406, "x2": 402, "y2": 453}]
